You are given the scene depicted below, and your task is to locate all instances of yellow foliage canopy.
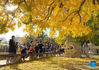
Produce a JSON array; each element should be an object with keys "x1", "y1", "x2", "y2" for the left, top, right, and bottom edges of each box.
[{"x1": 0, "y1": 0, "x2": 99, "y2": 43}]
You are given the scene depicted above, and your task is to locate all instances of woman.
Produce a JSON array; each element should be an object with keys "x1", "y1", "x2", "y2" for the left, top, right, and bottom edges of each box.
[
  {"x1": 54, "y1": 45, "x2": 58, "y2": 53},
  {"x1": 29, "y1": 41, "x2": 34, "y2": 53},
  {"x1": 28, "y1": 41, "x2": 35, "y2": 60}
]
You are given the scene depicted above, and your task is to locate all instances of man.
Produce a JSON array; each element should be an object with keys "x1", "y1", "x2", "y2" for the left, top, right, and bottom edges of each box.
[
  {"x1": 7, "y1": 36, "x2": 17, "y2": 64},
  {"x1": 9, "y1": 36, "x2": 16, "y2": 54},
  {"x1": 35, "y1": 43, "x2": 39, "y2": 53}
]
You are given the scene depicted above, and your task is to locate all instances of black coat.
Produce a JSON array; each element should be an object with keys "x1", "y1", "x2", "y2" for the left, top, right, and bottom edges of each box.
[
  {"x1": 38, "y1": 44, "x2": 43, "y2": 49},
  {"x1": 9, "y1": 39, "x2": 16, "y2": 54}
]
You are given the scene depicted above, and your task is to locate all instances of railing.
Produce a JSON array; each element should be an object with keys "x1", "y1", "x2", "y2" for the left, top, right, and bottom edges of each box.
[
  {"x1": 0, "y1": 52, "x2": 63, "y2": 67},
  {"x1": 91, "y1": 46, "x2": 99, "y2": 49},
  {"x1": 89, "y1": 46, "x2": 99, "y2": 55}
]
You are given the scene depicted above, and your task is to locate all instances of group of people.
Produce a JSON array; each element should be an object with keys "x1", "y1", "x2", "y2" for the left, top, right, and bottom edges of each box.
[{"x1": 9, "y1": 36, "x2": 65, "y2": 61}]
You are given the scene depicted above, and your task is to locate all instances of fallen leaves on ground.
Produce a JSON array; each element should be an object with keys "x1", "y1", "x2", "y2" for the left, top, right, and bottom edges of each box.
[{"x1": 0, "y1": 57, "x2": 99, "y2": 70}]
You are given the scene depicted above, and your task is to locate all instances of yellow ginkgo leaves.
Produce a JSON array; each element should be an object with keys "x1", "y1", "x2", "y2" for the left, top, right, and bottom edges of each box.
[{"x1": 0, "y1": 0, "x2": 99, "y2": 42}]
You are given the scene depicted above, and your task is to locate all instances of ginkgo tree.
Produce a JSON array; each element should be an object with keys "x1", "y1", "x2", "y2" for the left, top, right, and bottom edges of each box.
[{"x1": 0, "y1": 0, "x2": 99, "y2": 44}]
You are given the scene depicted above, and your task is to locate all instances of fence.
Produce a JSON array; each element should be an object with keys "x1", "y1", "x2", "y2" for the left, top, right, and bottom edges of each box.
[{"x1": 0, "y1": 52, "x2": 63, "y2": 67}]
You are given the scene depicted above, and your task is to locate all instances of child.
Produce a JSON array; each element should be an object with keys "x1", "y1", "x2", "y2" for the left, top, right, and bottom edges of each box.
[{"x1": 21, "y1": 43, "x2": 27, "y2": 62}]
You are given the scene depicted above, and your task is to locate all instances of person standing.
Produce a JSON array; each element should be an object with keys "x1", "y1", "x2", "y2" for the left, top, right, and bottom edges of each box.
[
  {"x1": 82, "y1": 40, "x2": 89, "y2": 57},
  {"x1": 6, "y1": 36, "x2": 16, "y2": 64},
  {"x1": 82, "y1": 42, "x2": 87, "y2": 54},
  {"x1": 86, "y1": 40, "x2": 90, "y2": 57},
  {"x1": 9, "y1": 36, "x2": 16, "y2": 54}
]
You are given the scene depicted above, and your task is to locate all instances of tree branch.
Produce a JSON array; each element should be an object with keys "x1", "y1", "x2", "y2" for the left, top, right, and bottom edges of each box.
[
  {"x1": 62, "y1": 11, "x2": 77, "y2": 22},
  {"x1": 78, "y1": 0, "x2": 86, "y2": 23},
  {"x1": 97, "y1": 0, "x2": 99, "y2": 4},
  {"x1": 62, "y1": 0, "x2": 86, "y2": 24},
  {"x1": 42, "y1": 1, "x2": 55, "y2": 21},
  {"x1": 93, "y1": 0, "x2": 95, "y2": 5},
  {"x1": 9, "y1": 0, "x2": 25, "y2": 25},
  {"x1": 77, "y1": 12, "x2": 81, "y2": 23},
  {"x1": 78, "y1": 0, "x2": 86, "y2": 11},
  {"x1": 3, "y1": 0, "x2": 8, "y2": 6}
]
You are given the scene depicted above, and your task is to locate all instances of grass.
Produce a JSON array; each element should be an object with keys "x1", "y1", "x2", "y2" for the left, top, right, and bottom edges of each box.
[{"x1": 0, "y1": 57, "x2": 99, "y2": 70}]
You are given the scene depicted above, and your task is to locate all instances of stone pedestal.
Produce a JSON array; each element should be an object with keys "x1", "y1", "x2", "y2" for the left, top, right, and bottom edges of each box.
[{"x1": 64, "y1": 36, "x2": 81, "y2": 58}]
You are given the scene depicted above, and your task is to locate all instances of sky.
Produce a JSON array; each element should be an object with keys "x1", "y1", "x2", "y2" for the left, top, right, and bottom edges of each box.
[
  {"x1": 0, "y1": 26, "x2": 58, "y2": 42},
  {"x1": 0, "y1": 25, "x2": 26, "y2": 41}
]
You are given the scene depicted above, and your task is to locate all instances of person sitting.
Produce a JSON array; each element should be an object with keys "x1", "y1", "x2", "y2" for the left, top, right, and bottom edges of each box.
[
  {"x1": 60, "y1": 44, "x2": 65, "y2": 53},
  {"x1": 54, "y1": 45, "x2": 58, "y2": 53},
  {"x1": 21, "y1": 43, "x2": 27, "y2": 62},
  {"x1": 38, "y1": 41, "x2": 44, "y2": 53},
  {"x1": 34, "y1": 44, "x2": 40, "y2": 58},
  {"x1": 29, "y1": 41, "x2": 34, "y2": 53},
  {"x1": 42, "y1": 42, "x2": 45, "y2": 53},
  {"x1": 50, "y1": 43, "x2": 54, "y2": 53},
  {"x1": 35, "y1": 44, "x2": 39, "y2": 53},
  {"x1": 45, "y1": 42, "x2": 48, "y2": 52}
]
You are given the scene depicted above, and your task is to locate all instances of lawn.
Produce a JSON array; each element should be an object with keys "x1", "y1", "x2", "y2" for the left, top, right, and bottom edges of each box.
[{"x1": 0, "y1": 57, "x2": 99, "y2": 70}]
